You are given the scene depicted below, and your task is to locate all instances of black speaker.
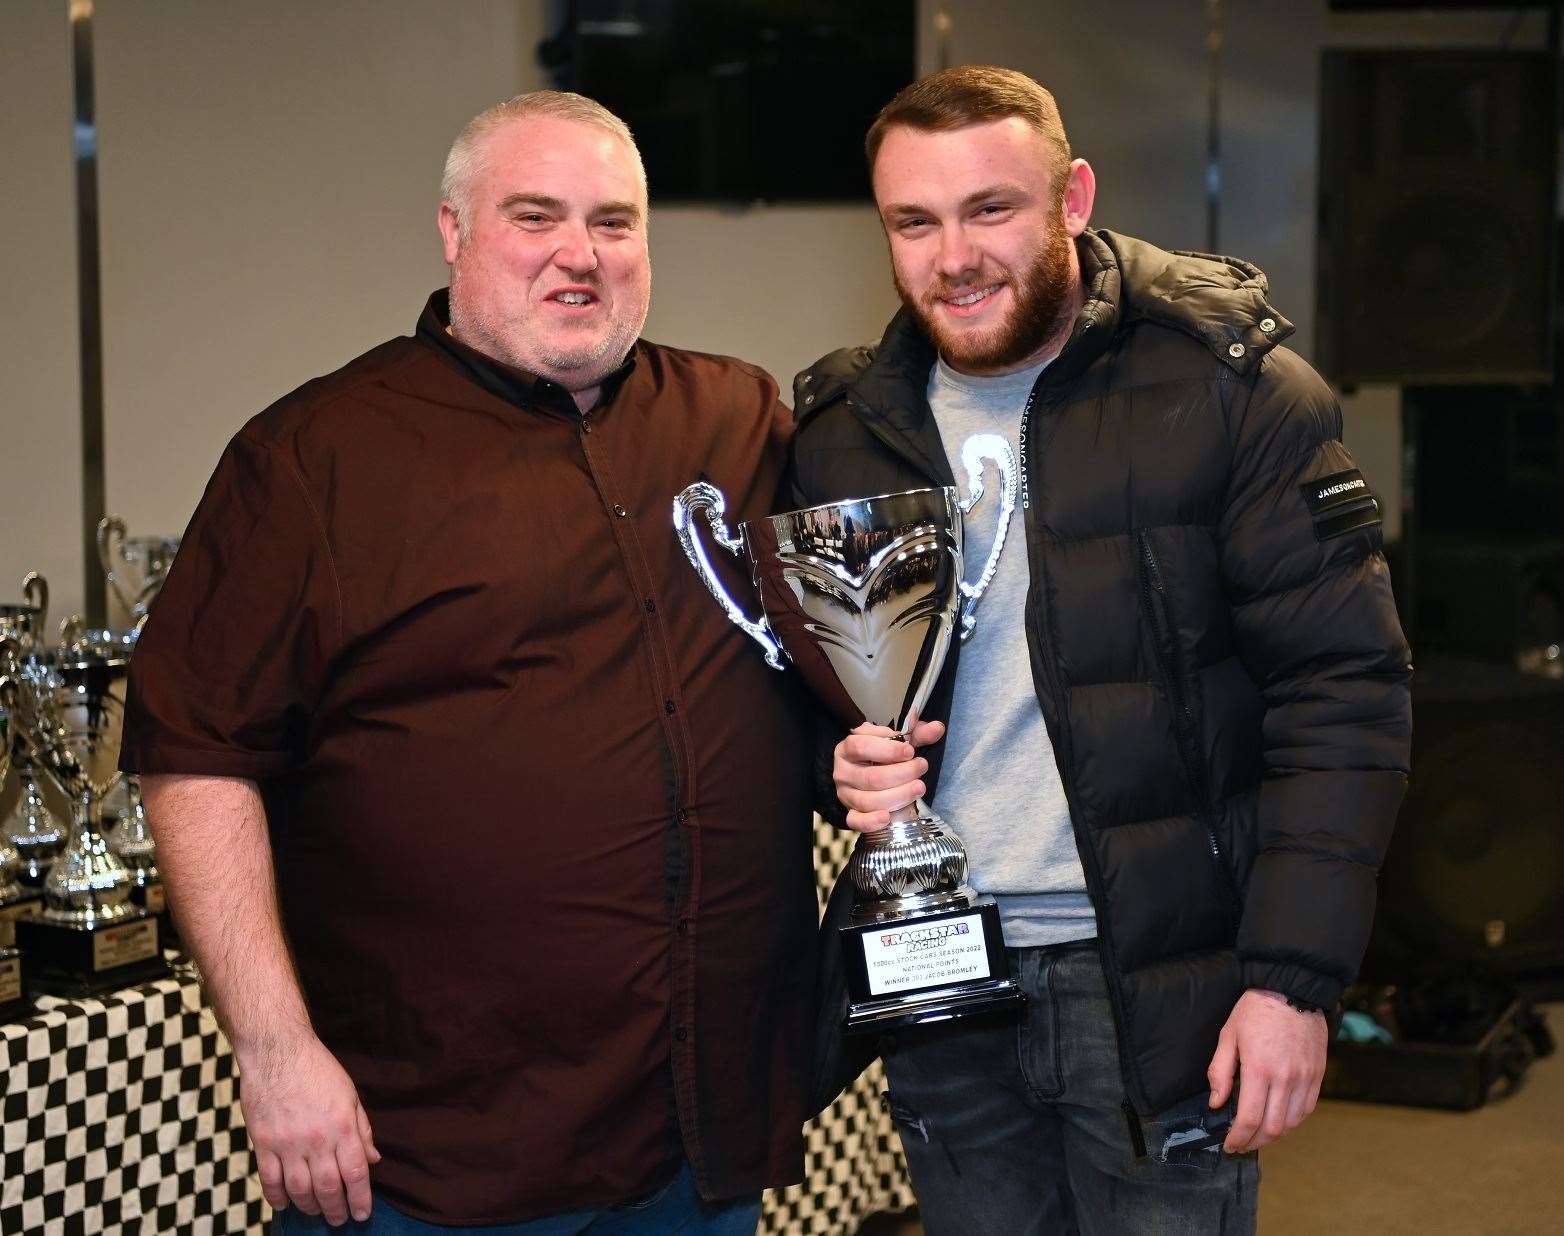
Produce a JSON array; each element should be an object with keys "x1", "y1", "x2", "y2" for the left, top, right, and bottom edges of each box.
[
  {"x1": 1317, "y1": 49, "x2": 1557, "y2": 385},
  {"x1": 1366, "y1": 657, "x2": 1564, "y2": 982}
]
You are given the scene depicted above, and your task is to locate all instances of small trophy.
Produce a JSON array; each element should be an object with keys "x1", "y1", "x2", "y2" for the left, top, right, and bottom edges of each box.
[
  {"x1": 1, "y1": 574, "x2": 66, "y2": 887},
  {"x1": 0, "y1": 630, "x2": 167, "y2": 996},
  {"x1": 673, "y1": 437, "x2": 1024, "y2": 1033},
  {"x1": 97, "y1": 516, "x2": 180, "y2": 624},
  {"x1": 59, "y1": 619, "x2": 165, "y2": 916},
  {"x1": 95, "y1": 521, "x2": 176, "y2": 911}
]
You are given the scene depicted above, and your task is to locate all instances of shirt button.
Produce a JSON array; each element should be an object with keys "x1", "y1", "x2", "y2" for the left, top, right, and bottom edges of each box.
[
  {"x1": 644, "y1": 598, "x2": 656, "y2": 613},
  {"x1": 1259, "y1": 317, "x2": 1277, "y2": 333},
  {"x1": 673, "y1": 1026, "x2": 688, "y2": 1042},
  {"x1": 663, "y1": 698, "x2": 676, "y2": 715},
  {"x1": 581, "y1": 416, "x2": 593, "y2": 434},
  {"x1": 677, "y1": 808, "x2": 690, "y2": 823},
  {"x1": 1227, "y1": 342, "x2": 1246, "y2": 358},
  {"x1": 613, "y1": 504, "x2": 628, "y2": 517}
]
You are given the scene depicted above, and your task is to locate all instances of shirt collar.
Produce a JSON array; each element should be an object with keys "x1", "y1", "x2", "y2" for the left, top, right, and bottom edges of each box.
[{"x1": 415, "y1": 289, "x2": 637, "y2": 417}]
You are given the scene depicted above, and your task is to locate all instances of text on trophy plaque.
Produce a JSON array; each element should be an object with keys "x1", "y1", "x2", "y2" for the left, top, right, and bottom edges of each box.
[
  {"x1": 861, "y1": 912, "x2": 993, "y2": 996},
  {"x1": 92, "y1": 918, "x2": 159, "y2": 971}
]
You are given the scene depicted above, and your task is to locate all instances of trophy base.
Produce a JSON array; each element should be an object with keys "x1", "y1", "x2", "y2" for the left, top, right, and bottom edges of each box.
[
  {"x1": 0, "y1": 948, "x2": 33, "y2": 1022},
  {"x1": 840, "y1": 896, "x2": 1025, "y2": 1035},
  {"x1": 16, "y1": 910, "x2": 170, "y2": 998},
  {"x1": 0, "y1": 891, "x2": 46, "y2": 948},
  {"x1": 129, "y1": 879, "x2": 166, "y2": 915}
]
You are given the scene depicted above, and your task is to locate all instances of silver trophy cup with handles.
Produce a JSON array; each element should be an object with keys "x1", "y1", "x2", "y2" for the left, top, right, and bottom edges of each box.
[
  {"x1": 97, "y1": 516, "x2": 180, "y2": 625},
  {"x1": 0, "y1": 626, "x2": 167, "y2": 996},
  {"x1": 0, "y1": 574, "x2": 65, "y2": 893},
  {"x1": 673, "y1": 435, "x2": 1024, "y2": 1032}
]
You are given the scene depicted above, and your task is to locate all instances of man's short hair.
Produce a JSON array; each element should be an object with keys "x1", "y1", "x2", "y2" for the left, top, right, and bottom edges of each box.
[
  {"x1": 440, "y1": 91, "x2": 646, "y2": 229},
  {"x1": 866, "y1": 66, "x2": 1072, "y2": 188}
]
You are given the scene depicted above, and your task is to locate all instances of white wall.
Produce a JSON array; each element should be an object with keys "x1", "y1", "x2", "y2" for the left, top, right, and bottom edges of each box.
[
  {"x1": 4, "y1": 0, "x2": 1552, "y2": 618},
  {"x1": 0, "y1": 0, "x2": 83, "y2": 628}
]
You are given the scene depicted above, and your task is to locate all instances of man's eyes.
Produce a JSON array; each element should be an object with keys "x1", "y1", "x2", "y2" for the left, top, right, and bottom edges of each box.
[{"x1": 510, "y1": 214, "x2": 634, "y2": 230}]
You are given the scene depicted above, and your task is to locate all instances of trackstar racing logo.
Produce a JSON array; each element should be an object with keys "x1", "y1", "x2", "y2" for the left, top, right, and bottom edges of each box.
[{"x1": 880, "y1": 922, "x2": 971, "y2": 953}]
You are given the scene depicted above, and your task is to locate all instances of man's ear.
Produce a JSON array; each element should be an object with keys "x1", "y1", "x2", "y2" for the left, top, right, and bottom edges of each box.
[
  {"x1": 1061, "y1": 159, "x2": 1096, "y2": 238},
  {"x1": 437, "y1": 202, "x2": 462, "y2": 264}
]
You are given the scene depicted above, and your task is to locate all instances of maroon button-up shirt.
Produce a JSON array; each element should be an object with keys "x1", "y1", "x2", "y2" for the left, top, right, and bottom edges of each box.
[{"x1": 121, "y1": 293, "x2": 818, "y2": 1224}]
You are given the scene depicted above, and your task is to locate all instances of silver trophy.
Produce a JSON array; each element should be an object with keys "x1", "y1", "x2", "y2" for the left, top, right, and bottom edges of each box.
[
  {"x1": 94, "y1": 521, "x2": 173, "y2": 906},
  {"x1": 0, "y1": 574, "x2": 66, "y2": 888},
  {"x1": 59, "y1": 619, "x2": 164, "y2": 914},
  {"x1": 0, "y1": 626, "x2": 166, "y2": 995},
  {"x1": 97, "y1": 515, "x2": 180, "y2": 624},
  {"x1": 673, "y1": 435, "x2": 1024, "y2": 1032}
]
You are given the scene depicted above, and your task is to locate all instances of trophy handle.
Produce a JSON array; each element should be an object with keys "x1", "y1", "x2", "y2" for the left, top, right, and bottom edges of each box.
[
  {"x1": 672, "y1": 482, "x2": 785, "y2": 670},
  {"x1": 97, "y1": 515, "x2": 139, "y2": 620},
  {"x1": 955, "y1": 433, "x2": 1019, "y2": 642},
  {"x1": 20, "y1": 571, "x2": 48, "y2": 633},
  {"x1": 59, "y1": 614, "x2": 86, "y2": 649}
]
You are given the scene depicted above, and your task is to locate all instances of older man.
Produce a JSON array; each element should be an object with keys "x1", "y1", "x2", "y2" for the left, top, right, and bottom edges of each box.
[
  {"x1": 792, "y1": 67, "x2": 1411, "y2": 1234},
  {"x1": 122, "y1": 92, "x2": 815, "y2": 1233}
]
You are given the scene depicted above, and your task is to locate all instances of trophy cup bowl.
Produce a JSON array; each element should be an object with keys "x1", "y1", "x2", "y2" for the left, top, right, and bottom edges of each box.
[
  {"x1": 1, "y1": 574, "x2": 66, "y2": 889},
  {"x1": 97, "y1": 515, "x2": 180, "y2": 624},
  {"x1": 0, "y1": 630, "x2": 166, "y2": 995},
  {"x1": 674, "y1": 438, "x2": 1024, "y2": 1033}
]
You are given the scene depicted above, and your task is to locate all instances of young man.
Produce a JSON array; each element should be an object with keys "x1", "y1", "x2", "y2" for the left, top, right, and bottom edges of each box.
[
  {"x1": 123, "y1": 92, "x2": 815, "y2": 1234},
  {"x1": 789, "y1": 67, "x2": 1411, "y2": 1234}
]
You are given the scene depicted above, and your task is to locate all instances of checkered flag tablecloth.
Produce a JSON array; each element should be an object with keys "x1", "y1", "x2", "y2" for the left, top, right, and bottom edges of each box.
[
  {"x1": 0, "y1": 967, "x2": 265, "y2": 1236},
  {"x1": 760, "y1": 822, "x2": 916, "y2": 1236}
]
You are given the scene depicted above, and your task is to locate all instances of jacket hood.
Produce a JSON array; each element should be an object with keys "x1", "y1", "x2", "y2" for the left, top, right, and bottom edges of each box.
[{"x1": 1094, "y1": 230, "x2": 1294, "y2": 377}]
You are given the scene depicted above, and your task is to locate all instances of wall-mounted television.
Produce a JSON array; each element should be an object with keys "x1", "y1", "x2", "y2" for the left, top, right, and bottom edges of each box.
[{"x1": 542, "y1": 0, "x2": 916, "y2": 203}]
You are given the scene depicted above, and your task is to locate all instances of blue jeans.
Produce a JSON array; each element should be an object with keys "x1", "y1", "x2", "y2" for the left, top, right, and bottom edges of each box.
[
  {"x1": 269, "y1": 1160, "x2": 761, "y2": 1236},
  {"x1": 881, "y1": 941, "x2": 1258, "y2": 1236}
]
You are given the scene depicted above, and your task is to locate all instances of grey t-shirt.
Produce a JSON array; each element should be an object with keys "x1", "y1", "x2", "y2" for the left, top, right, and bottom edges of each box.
[{"x1": 928, "y1": 355, "x2": 1097, "y2": 947}]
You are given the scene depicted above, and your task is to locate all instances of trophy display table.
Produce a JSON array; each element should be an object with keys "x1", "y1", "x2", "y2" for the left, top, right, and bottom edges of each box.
[
  {"x1": 0, "y1": 823, "x2": 912, "y2": 1236},
  {"x1": 0, "y1": 959, "x2": 264, "y2": 1235}
]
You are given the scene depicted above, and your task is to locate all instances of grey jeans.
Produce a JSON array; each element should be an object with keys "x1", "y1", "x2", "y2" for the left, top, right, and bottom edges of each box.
[{"x1": 881, "y1": 941, "x2": 1258, "y2": 1236}]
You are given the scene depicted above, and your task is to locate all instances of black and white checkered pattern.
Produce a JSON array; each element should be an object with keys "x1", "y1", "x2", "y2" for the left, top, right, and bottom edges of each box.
[
  {"x1": 0, "y1": 967, "x2": 265, "y2": 1235},
  {"x1": 760, "y1": 823, "x2": 916, "y2": 1236}
]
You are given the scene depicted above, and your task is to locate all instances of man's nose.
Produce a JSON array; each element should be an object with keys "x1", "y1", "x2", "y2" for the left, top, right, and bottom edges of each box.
[
  {"x1": 934, "y1": 225, "x2": 980, "y2": 279},
  {"x1": 552, "y1": 220, "x2": 599, "y2": 275}
]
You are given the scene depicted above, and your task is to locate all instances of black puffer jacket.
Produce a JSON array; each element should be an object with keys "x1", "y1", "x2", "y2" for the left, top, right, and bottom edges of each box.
[{"x1": 788, "y1": 230, "x2": 1412, "y2": 1119}]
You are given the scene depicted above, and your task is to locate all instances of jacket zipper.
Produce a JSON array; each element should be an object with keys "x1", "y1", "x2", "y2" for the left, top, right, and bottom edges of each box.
[
  {"x1": 1136, "y1": 533, "x2": 1240, "y2": 910},
  {"x1": 1016, "y1": 384, "x2": 1154, "y2": 1128}
]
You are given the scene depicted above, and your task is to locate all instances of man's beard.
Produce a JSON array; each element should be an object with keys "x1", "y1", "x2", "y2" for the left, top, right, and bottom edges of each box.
[{"x1": 897, "y1": 220, "x2": 1075, "y2": 373}]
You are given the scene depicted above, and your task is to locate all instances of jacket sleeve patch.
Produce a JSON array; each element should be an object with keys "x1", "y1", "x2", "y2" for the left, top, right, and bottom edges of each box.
[{"x1": 1299, "y1": 468, "x2": 1381, "y2": 542}]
